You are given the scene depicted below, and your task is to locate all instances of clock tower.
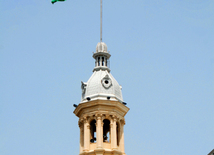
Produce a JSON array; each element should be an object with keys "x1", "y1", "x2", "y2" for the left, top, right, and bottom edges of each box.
[{"x1": 73, "y1": 42, "x2": 129, "y2": 155}]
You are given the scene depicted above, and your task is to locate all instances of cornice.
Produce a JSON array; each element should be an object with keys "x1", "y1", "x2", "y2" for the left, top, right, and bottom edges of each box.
[{"x1": 73, "y1": 100, "x2": 129, "y2": 119}]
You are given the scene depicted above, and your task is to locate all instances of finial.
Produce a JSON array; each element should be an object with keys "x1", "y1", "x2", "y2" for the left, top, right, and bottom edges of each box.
[{"x1": 100, "y1": 0, "x2": 102, "y2": 42}]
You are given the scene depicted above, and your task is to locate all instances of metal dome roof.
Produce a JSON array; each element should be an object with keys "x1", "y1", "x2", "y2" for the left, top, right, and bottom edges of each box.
[
  {"x1": 81, "y1": 70, "x2": 123, "y2": 103},
  {"x1": 93, "y1": 42, "x2": 111, "y2": 59},
  {"x1": 96, "y1": 42, "x2": 108, "y2": 53}
]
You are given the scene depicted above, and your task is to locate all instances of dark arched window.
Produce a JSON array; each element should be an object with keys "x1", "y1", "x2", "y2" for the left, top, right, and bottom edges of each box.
[
  {"x1": 117, "y1": 122, "x2": 120, "y2": 146},
  {"x1": 105, "y1": 59, "x2": 107, "y2": 67},
  {"x1": 102, "y1": 57, "x2": 104, "y2": 66},
  {"x1": 90, "y1": 120, "x2": 96, "y2": 143},
  {"x1": 98, "y1": 57, "x2": 100, "y2": 66},
  {"x1": 103, "y1": 119, "x2": 110, "y2": 142}
]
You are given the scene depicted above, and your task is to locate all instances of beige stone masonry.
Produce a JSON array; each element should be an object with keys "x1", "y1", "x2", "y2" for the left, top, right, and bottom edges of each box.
[{"x1": 74, "y1": 99, "x2": 129, "y2": 155}]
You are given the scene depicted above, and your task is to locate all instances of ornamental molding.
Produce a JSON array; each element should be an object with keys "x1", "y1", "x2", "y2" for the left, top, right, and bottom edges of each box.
[
  {"x1": 79, "y1": 112, "x2": 125, "y2": 125},
  {"x1": 74, "y1": 100, "x2": 129, "y2": 119},
  {"x1": 78, "y1": 120, "x2": 84, "y2": 127}
]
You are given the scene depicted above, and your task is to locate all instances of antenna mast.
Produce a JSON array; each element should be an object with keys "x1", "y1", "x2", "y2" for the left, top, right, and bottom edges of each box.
[{"x1": 100, "y1": 0, "x2": 102, "y2": 42}]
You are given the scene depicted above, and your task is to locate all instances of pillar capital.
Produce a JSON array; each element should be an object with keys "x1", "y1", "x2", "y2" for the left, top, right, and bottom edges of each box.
[
  {"x1": 120, "y1": 119, "x2": 125, "y2": 125},
  {"x1": 78, "y1": 119, "x2": 84, "y2": 127},
  {"x1": 110, "y1": 115, "x2": 118, "y2": 122},
  {"x1": 95, "y1": 113, "x2": 102, "y2": 118},
  {"x1": 83, "y1": 116, "x2": 90, "y2": 123},
  {"x1": 95, "y1": 113, "x2": 106, "y2": 121}
]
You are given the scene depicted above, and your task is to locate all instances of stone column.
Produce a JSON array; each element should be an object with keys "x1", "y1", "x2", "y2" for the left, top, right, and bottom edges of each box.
[
  {"x1": 104, "y1": 57, "x2": 106, "y2": 66},
  {"x1": 101, "y1": 121, "x2": 103, "y2": 145},
  {"x1": 96, "y1": 57, "x2": 98, "y2": 67},
  {"x1": 106, "y1": 58, "x2": 108, "y2": 67},
  {"x1": 120, "y1": 120, "x2": 125, "y2": 154},
  {"x1": 96, "y1": 115, "x2": 103, "y2": 148},
  {"x1": 83, "y1": 118, "x2": 90, "y2": 152},
  {"x1": 79, "y1": 122, "x2": 84, "y2": 153},
  {"x1": 111, "y1": 115, "x2": 117, "y2": 150}
]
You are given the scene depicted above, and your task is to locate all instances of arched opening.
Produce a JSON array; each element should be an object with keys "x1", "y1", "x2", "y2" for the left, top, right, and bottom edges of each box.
[
  {"x1": 90, "y1": 120, "x2": 96, "y2": 143},
  {"x1": 95, "y1": 57, "x2": 97, "y2": 67},
  {"x1": 98, "y1": 57, "x2": 100, "y2": 66},
  {"x1": 103, "y1": 119, "x2": 110, "y2": 142},
  {"x1": 102, "y1": 57, "x2": 104, "y2": 66},
  {"x1": 105, "y1": 58, "x2": 107, "y2": 67},
  {"x1": 107, "y1": 59, "x2": 110, "y2": 68},
  {"x1": 117, "y1": 122, "x2": 120, "y2": 146}
]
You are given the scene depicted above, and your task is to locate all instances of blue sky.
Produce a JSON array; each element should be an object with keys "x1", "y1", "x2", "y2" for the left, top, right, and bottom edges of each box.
[{"x1": 0, "y1": 0, "x2": 214, "y2": 155}]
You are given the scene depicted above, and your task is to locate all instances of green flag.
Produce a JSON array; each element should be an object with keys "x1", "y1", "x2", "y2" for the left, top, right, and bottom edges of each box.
[{"x1": 51, "y1": 0, "x2": 66, "y2": 4}]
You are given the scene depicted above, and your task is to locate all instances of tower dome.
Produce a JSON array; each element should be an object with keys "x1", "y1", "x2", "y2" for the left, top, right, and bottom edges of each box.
[
  {"x1": 96, "y1": 42, "x2": 108, "y2": 53},
  {"x1": 81, "y1": 70, "x2": 123, "y2": 102},
  {"x1": 81, "y1": 42, "x2": 123, "y2": 103}
]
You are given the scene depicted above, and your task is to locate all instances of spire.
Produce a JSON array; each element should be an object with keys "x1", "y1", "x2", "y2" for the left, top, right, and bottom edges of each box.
[
  {"x1": 100, "y1": 0, "x2": 102, "y2": 42},
  {"x1": 93, "y1": 0, "x2": 111, "y2": 72}
]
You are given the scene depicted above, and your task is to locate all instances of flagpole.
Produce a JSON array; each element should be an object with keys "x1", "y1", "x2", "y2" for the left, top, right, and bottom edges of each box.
[{"x1": 100, "y1": 0, "x2": 102, "y2": 43}]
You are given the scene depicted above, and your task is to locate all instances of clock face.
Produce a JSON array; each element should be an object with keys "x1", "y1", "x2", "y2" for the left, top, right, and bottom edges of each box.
[{"x1": 101, "y1": 75, "x2": 112, "y2": 89}]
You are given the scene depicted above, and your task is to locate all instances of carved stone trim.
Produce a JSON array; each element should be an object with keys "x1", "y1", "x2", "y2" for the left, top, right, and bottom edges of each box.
[
  {"x1": 78, "y1": 121, "x2": 84, "y2": 128},
  {"x1": 120, "y1": 119, "x2": 125, "y2": 125},
  {"x1": 83, "y1": 116, "x2": 90, "y2": 123}
]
